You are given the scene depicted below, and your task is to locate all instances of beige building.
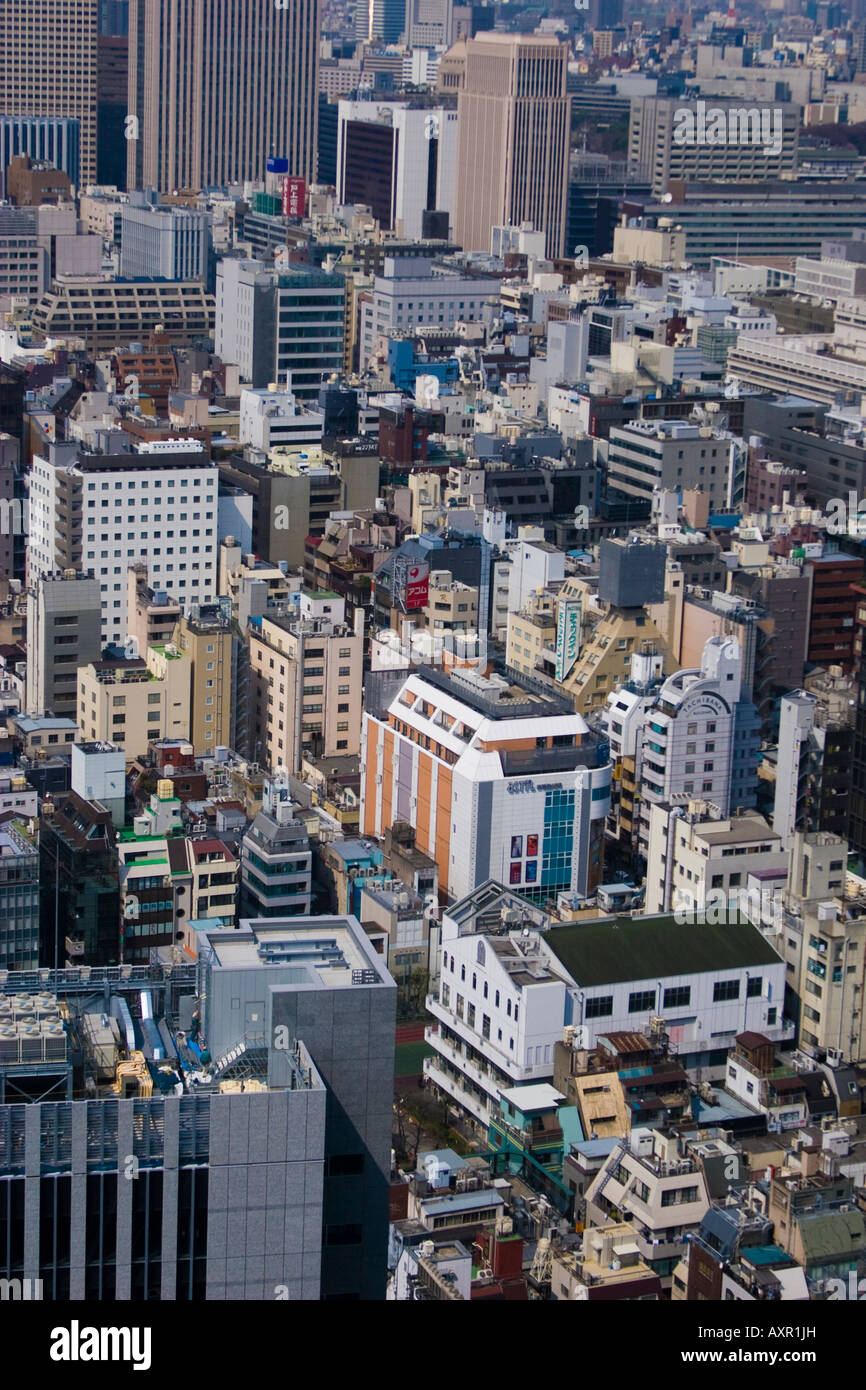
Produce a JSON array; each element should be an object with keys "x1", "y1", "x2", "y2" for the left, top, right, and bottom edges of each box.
[
  {"x1": 173, "y1": 606, "x2": 234, "y2": 756},
  {"x1": 248, "y1": 589, "x2": 364, "y2": 773},
  {"x1": 450, "y1": 33, "x2": 570, "y2": 259},
  {"x1": 419, "y1": 570, "x2": 479, "y2": 638},
  {"x1": 127, "y1": 566, "x2": 182, "y2": 653},
  {"x1": 559, "y1": 600, "x2": 671, "y2": 718},
  {"x1": 645, "y1": 804, "x2": 787, "y2": 916},
  {"x1": 127, "y1": 0, "x2": 319, "y2": 191},
  {"x1": 506, "y1": 591, "x2": 557, "y2": 679},
  {"x1": 77, "y1": 647, "x2": 191, "y2": 760},
  {"x1": 0, "y1": 1, "x2": 99, "y2": 186}
]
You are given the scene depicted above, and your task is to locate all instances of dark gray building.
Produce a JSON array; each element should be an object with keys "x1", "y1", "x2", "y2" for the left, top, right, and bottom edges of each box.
[
  {"x1": 743, "y1": 395, "x2": 866, "y2": 510},
  {"x1": 0, "y1": 914, "x2": 396, "y2": 1301},
  {"x1": 26, "y1": 571, "x2": 103, "y2": 722}
]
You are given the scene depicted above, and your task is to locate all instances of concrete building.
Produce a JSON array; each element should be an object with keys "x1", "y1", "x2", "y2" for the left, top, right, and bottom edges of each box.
[
  {"x1": 120, "y1": 193, "x2": 212, "y2": 282},
  {"x1": 70, "y1": 741, "x2": 126, "y2": 826},
  {"x1": 26, "y1": 571, "x2": 103, "y2": 721},
  {"x1": 358, "y1": 256, "x2": 493, "y2": 369},
  {"x1": 174, "y1": 604, "x2": 236, "y2": 756},
  {"x1": 337, "y1": 101, "x2": 457, "y2": 239},
  {"x1": 628, "y1": 97, "x2": 799, "y2": 196},
  {"x1": 450, "y1": 34, "x2": 570, "y2": 259},
  {"x1": 77, "y1": 648, "x2": 191, "y2": 760},
  {"x1": 606, "y1": 420, "x2": 733, "y2": 509},
  {"x1": 0, "y1": 0, "x2": 98, "y2": 186},
  {"x1": 127, "y1": 0, "x2": 319, "y2": 191},
  {"x1": 216, "y1": 260, "x2": 346, "y2": 404},
  {"x1": 0, "y1": 116, "x2": 80, "y2": 201},
  {"x1": 31, "y1": 279, "x2": 214, "y2": 351},
  {"x1": 39, "y1": 789, "x2": 120, "y2": 965},
  {"x1": 0, "y1": 208, "x2": 46, "y2": 306},
  {"x1": 0, "y1": 821, "x2": 40, "y2": 970},
  {"x1": 248, "y1": 590, "x2": 365, "y2": 772},
  {"x1": 240, "y1": 769, "x2": 313, "y2": 919},
  {"x1": 28, "y1": 435, "x2": 219, "y2": 648},
  {"x1": 239, "y1": 385, "x2": 324, "y2": 454},
  {"x1": 645, "y1": 803, "x2": 787, "y2": 917},
  {"x1": 0, "y1": 913, "x2": 396, "y2": 1299},
  {"x1": 362, "y1": 665, "x2": 611, "y2": 903}
]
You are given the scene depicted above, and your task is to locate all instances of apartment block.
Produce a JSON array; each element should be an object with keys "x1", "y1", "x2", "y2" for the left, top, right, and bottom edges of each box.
[
  {"x1": 645, "y1": 803, "x2": 787, "y2": 916},
  {"x1": 240, "y1": 771, "x2": 313, "y2": 919},
  {"x1": 77, "y1": 648, "x2": 191, "y2": 760},
  {"x1": 606, "y1": 420, "x2": 732, "y2": 508},
  {"x1": 248, "y1": 590, "x2": 365, "y2": 773}
]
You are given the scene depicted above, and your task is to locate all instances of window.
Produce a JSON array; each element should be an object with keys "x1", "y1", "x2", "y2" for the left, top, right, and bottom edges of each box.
[
  {"x1": 713, "y1": 979, "x2": 740, "y2": 1002},
  {"x1": 661, "y1": 1187, "x2": 699, "y2": 1206},
  {"x1": 664, "y1": 986, "x2": 690, "y2": 1009},
  {"x1": 585, "y1": 996, "x2": 613, "y2": 1019},
  {"x1": 629, "y1": 989, "x2": 656, "y2": 1013},
  {"x1": 746, "y1": 977, "x2": 762, "y2": 997}
]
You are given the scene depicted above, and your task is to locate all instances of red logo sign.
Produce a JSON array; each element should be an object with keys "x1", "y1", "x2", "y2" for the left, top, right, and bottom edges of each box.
[
  {"x1": 281, "y1": 176, "x2": 306, "y2": 218},
  {"x1": 406, "y1": 563, "x2": 429, "y2": 610}
]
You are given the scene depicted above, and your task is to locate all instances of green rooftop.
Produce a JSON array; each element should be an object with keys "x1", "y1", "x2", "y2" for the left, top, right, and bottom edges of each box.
[{"x1": 544, "y1": 914, "x2": 783, "y2": 988}]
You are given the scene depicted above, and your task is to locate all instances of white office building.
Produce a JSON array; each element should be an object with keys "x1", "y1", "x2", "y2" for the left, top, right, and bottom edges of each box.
[
  {"x1": 28, "y1": 434, "x2": 218, "y2": 648},
  {"x1": 238, "y1": 384, "x2": 324, "y2": 453},
  {"x1": 359, "y1": 256, "x2": 494, "y2": 368},
  {"x1": 336, "y1": 101, "x2": 457, "y2": 239}
]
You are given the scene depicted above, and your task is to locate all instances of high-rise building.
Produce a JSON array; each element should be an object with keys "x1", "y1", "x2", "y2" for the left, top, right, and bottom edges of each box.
[
  {"x1": 216, "y1": 260, "x2": 346, "y2": 404},
  {"x1": 354, "y1": 0, "x2": 406, "y2": 43},
  {"x1": 629, "y1": 97, "x2": 799, "y2": 197},
  {"x1": 0, "y1": 117, "x2": 81, "y2": 202},
  {"x1": 120, "y1": 191, "x2": 212, "y2": 281},
  {"x1": 362, "y1": 665, "x2": 611, "y2": 903},
  {"x1": 0, "y1": 915, "x2": 395, "y2": 1300},
  {"x1": 247, "y1": 591, "x2": 365, "y2": 772},
  {"x1": 26, "y1": 572, "x2": 104, "y2": 722},
  {"x1": 450, "y1": 34, "x2": 570, "y2": 259},
  {"x1": 336, "y1": 101, "x2": 458, "y2": 239},
  {"x1": 127, "y1": 0, "x2": 319, "y2": 192},
  {"x1": 27, "y1": 434, "x2": 219, "y2": 648},
  {"x1": 0, "y1": 0, "x2": 99, "y2": 186}
]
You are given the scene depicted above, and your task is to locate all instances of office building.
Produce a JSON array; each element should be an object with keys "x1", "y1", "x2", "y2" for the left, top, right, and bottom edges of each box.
[
  {"x1": 355, "y1": 0, "x2": 406, "y2": 42},
  {"x1": 358, "y1": 256, "x2": 493, "y2": 368},
  {"x1": 127, "y1": 0, "x2": 319, "y2": 191},
  {"x1": 451, "y1": 34, "x2": 570, "y2": 259},
  {"x1": 0, "y1": 913, "x2": 395, "y2": 1299},
  {"x1": 337, "y1": 101, "x2": 457, "y2": 239},
  {"x1": 628, "y1": 97, "x2": 799, "y2": 196},
  {"x1": 120, "y1": 192, "x2": 212, "y2": 282},
  {"x1": 0, "y1": 117, "x2": 80, "y2": 202},
  {"x1": 644, "y1": 804, "x2": 787, "y2": 917},
  {"x1": 606, "y1": 421, "x2": 733, "y2": 509},
  {"x1": 216, "y1": 260, "x2": 346, "y2": 404},
  {"x1": 28, "y1": 435, "x2": 219, "y2": 648},
  {"x1": 0, "y1": 0, "x2": 98, "y2": 186},
  {"x1": 26, "y1": 571, "x2": 103, "y2": 722},
  {"x1": 0, "y1": 822, "x2": 39, "y2": 971},
  {"x1": 31, "y1": 279, "x2": 214, "y2": 352},
  {"x1": 248, "y1": 590, "x2": 365, "y2": 772},
  {"x1": 0, "y1": 208, "x2": 46, "y2": 307},
  {"x1": 239, "y1": 386, "x2": 324, "y2": 455},
  {"x1": 362, "y1": 665, "x2": 611, "y2": 903},
  {"x1": 39, "y1": 790, "x2": 120, "y2": 966},
  {"x1": 240, "y1": 769, "x2": 313, "y2": 919}
]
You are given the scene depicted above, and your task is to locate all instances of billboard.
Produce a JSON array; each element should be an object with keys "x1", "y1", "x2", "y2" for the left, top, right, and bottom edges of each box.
[
  {"x1": 555, "y1": 598, "x2": 581, "y2": 683},
  {"x1": 281, "y1": 175, "x2": 306, "y2": 218},
  {"x1": 405, "y1": 561, "x2": 429, "y2": 611}
]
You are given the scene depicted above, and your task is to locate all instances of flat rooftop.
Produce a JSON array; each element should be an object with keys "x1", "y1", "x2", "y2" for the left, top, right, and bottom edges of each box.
[{"x1": 203, "y1": 916, "x2": 393, "y2": 989}]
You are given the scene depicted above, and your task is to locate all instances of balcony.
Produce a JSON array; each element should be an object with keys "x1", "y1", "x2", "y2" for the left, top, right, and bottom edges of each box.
[{"x1": 424, "y1": 1056, "x2": 491, "y2": 1126}]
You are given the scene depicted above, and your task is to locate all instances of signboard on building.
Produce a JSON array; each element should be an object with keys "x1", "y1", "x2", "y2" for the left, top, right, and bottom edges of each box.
[
  {"x1": 406, "y1": 561, "x2": 429, "y2": 611},
  {"x1": 555, "y1": 598, "x2": 581, "y2": 683},
  {"x1": 281, "y1": 176, "x2": 306, "y2": 218}
]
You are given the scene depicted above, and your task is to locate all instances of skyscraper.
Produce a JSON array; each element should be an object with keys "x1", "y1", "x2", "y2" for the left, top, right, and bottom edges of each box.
[
  {"x1": 0, "y1": 0, "x2": 99, "y2": 186},
  {"x1": 127, "y1": 0, "x2": 320, "y2": 192},
  {"x1": 450, "y1": 33, "x2": 570, "y2": 259}
]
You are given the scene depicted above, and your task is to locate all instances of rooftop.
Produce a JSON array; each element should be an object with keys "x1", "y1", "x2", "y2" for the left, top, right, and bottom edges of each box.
[
  {"x1": 201, "y1": 915, "x2": 394, "y2": 990},
  {"x1": 544, "y1": 914, "x2": 782, "y2": 988}
]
